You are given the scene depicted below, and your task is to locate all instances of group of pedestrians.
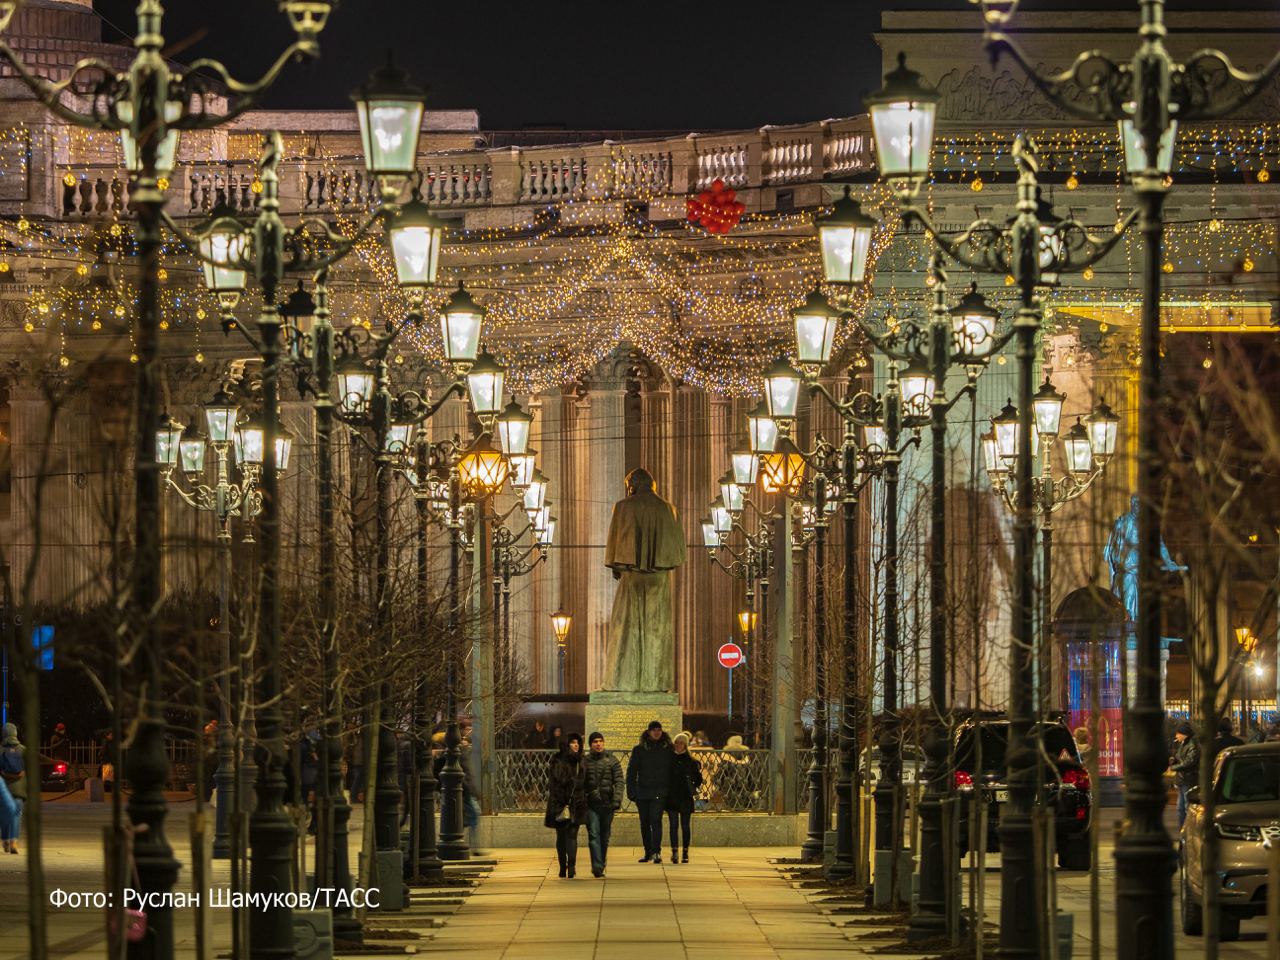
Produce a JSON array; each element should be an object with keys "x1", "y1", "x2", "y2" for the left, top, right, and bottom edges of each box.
[
  {"x1": 1168, "y1": 716, "x2": 1268, "y2": 827},
  {"x1": 543, "y1": 720, "x2": 702, "y2": 878}
]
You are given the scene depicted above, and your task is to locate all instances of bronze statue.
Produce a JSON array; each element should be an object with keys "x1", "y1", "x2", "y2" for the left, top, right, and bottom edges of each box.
[{"x1": 603, "y1": 468, "x2": 686, "y2": 692}]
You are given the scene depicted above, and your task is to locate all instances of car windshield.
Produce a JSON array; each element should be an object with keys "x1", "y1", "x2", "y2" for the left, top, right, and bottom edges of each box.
[{"x1": 1216, "y1": 754, "x2": 1280, "y2": 804}]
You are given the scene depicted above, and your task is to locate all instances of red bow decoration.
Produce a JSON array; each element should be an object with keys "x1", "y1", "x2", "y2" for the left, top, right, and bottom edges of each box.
[{"x1": 686, "y1": 178, "x2": 745, "y2": 235}]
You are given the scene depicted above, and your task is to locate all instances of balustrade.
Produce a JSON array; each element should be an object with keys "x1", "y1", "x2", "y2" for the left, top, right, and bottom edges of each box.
[{"x1": 46, "y1": 115, "x2": 876, "y2": 222}]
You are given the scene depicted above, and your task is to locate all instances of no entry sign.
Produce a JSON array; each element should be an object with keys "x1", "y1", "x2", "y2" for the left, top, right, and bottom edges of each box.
[{"x1": 717, "y1": 642, "x2": 744, "y2": 669}]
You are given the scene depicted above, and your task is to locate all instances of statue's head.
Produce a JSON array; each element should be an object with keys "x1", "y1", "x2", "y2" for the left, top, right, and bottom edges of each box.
[
  {"x1": 626, "y1": 468, "x2": 655, "y2": 496},
  {"x1": 1130, "y1": 493, "x2": 1140, "y2": 513}
]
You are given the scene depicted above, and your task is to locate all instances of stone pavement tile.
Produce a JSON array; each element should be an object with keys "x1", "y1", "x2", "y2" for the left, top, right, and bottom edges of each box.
[{"x1": 593, "y1": 944, "x2": 688, "y2": 960}]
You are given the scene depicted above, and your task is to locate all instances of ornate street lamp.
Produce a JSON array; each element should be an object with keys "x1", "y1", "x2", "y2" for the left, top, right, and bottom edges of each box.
[
  {"x1": 352, "y1": 57, "x2": 429, "y2": 200},
  {"x1": 1031, "y1": 378, "x2": 1066, "y2": 441},
  {"x1": 792, "y1": 290, "x2": 842, "y2": 373},
  {"x1": 336, "y1": 357, "x2": 376, "y2": 416},
  {"x1": 948, "y1": 283, "x2": 1000, "y2": 359},
  {"x1": 233, "y1": 412, "x2": 266, "y2": 466},
  {"x1": 441, "y1": 283, "x2": 485, "y2": 372},
  {"x1": 522, "y1": 469, "x2": 548, "y2": 514},
  {"x1": 759, "y1": 438, "x2": 807, "y2": 497},
  {"x1": 747, "y1": 401, "x2": 779, "y2": 454},
  {"x1": 496, "y1": 400, "x2": 534, "y2": 456},
  {"x1": 199, "y1": 219, "x2": 248, "y2": 314},
  {"x1": 701, "y1": 519, "x2": 722, "y2": 550},
  {"x1": 897, "y1": 357, "x2": 935, "y2": 418},
  {"x1": 763, "y1": 357, "x2": 803, "y2": 424},
  {"x1": 387, "y1": 194, "x2": 446, "y2": 305},
  {"x1": 508, "y1": 450, "x2": 536, "y2": 490},
  {"x1": 551, "y1": 610, "x2": 572, "y2": 693},
  {"x1": 156, "y1": 413, "x2": 184, "y2": 468},
  {"x1": 465, "y1": 352, "x2": 505, "y2": 426},
  {"x1": 731, "y1": 446, "x2": 760, "y2": 487},
  {"x1": 865, "y1": 53, "x2": 940, "y2": 191},
  {"x1": 817, "y1": 185, "x2": 878, "y2": 286},
  {"x1": 1086, "y1": 400, "x2": 1120, "y2": 462},
  {"x1": 458, "y1": 433, "x2": 509, "y2": 498}
]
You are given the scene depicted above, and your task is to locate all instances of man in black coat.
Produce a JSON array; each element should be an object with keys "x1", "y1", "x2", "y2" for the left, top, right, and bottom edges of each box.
[
  {"x1": 583, "y1": 732, "x2": 624, "y2": 877},
  {"x1": 627, "y1": 720, "x2": 673, "y2": 863}
]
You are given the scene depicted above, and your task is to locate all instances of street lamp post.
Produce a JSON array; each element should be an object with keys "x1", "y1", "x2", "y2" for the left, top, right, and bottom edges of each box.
[
  {"x1": 0, "y1": 6, "x2": 334, "y2": 953},
  {"x1": 865, "y1": 49, "x2": 1131, "y2": 942},
  {"x1": 157, "y1": 390, "x2": 273, "y2": 862},
  {"x1": 179, "y1": 58, "x2": 427, "y2": 944},
  {"x1": 968, "y1": 4, "x2": 1280, "y2": 953},
  {"x1": 984, "y1": 385, "x2": 1120, "y2": 711},
  {"x1": 551, "y1": 611, "x2": 572, "y2": 694}
]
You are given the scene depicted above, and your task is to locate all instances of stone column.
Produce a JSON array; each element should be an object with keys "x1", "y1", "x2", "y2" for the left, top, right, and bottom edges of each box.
[
  {"x1": 583, "y1": 355, "x2": 629, "y2": 691},
  {"x1": 671, "y1": 385, "x2": 711, "y2": 709},
  {"x1": 533, "y1": 389, "x2": 565, "y2": 694}
]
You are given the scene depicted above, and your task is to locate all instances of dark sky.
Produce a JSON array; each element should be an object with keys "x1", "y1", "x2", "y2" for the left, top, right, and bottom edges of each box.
[{"x1": 92, "y1": 1, "x2": 1279, "y2": 131}]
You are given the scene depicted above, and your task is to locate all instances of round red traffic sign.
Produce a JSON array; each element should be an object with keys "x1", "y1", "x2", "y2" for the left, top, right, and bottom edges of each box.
[{"x1": 717, "y1": 642, "x2": 744, "y2": 669}]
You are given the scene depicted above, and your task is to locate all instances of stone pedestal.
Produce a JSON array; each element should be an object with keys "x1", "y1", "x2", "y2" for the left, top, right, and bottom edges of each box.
[{"x1": 585, "y1": 691, "x2": 683, "y2": 746}]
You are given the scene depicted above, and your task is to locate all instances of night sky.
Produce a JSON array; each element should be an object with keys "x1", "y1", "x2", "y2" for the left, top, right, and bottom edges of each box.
[{"x1": 92, "y1": 0, "x2": 1279, "y2": 131}]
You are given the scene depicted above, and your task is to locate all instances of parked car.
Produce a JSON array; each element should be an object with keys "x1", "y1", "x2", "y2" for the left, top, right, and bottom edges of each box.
[
  {"x1": 951, "y1": 717, "x2": 1093, "y2": 870},
  {"x1": 859, "y1": 743, "x2": 927, "y2": 787},
  {"x1": 40, "y1": 756, "x2": 69, "y2": 792},
  {"x1": 1181, "y1": 742, "x2": 1280, "y2": 941}
]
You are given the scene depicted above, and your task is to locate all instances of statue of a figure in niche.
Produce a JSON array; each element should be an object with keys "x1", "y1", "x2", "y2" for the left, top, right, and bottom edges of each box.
[{"x1": 1103, "y1": 493, "x2": 1187, "y2": 626}]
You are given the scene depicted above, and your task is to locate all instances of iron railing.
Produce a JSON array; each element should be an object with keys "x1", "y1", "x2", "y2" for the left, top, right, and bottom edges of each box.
[{"x1": 494, "y1": 747, "x2": 775, "y2": 813}]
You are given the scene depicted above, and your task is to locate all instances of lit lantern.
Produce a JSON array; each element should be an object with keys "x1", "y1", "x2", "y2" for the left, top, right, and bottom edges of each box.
[
  {"x1": 550, "y1": 610, "x2": 572, "y2": 647},
  {"x1": 1035, "y1": 188, "x2": 1064, "y2": 285},
  {"x1": 465, "y1": 351, "x2": 505, "y2": 422},
  {"x1": 760, "y1": 438, "x2": 807, "y2": 496},
  {"x1": 701, "y1": 519, "x2": 722, "y2": 549},
  {"x1": 523, "y1": 469, "x2": 548, "y2": 513},
  {"x1": 336, "y1": 357, "x2": 375, "y2": 415},
  {"x1": 537, "y1": 517, "x2": 556, "y2": 547},
  {"x1": 440, "y1": 283, "x2": 484, "y2": 369},
  {"x1": 1119, "y1": 107, "x2": 1179, "y2": 177},
  {"x1": 866, "y1": 53, "x2": 940, "y2": 186},
  {"x1": 1031, "y1": 378, "x2": 1066, "y2": 441},
  {"x1": 719, "y1": 470, "x2": 745, "y2": 515},
  {"x1": 496, "y1": 400, "x2": 533, "y2": 456},
  {"x1": 509, "y1": 450, "x2": 536, "y2": 490},
  {"x1": 198, "y1": 218, "x2": 248, "y2": 309},
  {"x1": 387, "y1": 196, "x2": 445, "y2": 299},
  {"x1": 747, "y1": 401, "x2": 779, "y2": 454},
  {"x1": 862, "y1": 423, "x2": 887, "y2": 454},
  {"x1": 203, "y1": 388, "x2": 239, "y2": 445},
  {"x1": 233, "y1": 413, "x2": 265, "y2": 466},
  {"x1": 817, "y1": 185, "x2": 878, "y2": 286},
  {"x1": 1085, "y1": 399, "x2": 1120, "y2": 461},
  {"x1": 710, "y1": 497, "x2": 733, "y2": 535},
  {"x1": 386, "y1": 420, "x2": 414, "y2": 455},
  {"x1": 731, "y1": 446, "x2": 759, "y2": 486},
  {"x1": 178, "y1": 423, "x2": 207, "y2": 476},
  {"x1": 457, "y1": 433, "x2": 508, "y2": 497},
  {"x1": 949, "y1": 282, "x2": 1000, "y2": 358},
  {"x1": 1062, "y1": 420, "x2": 1094, "y2": 478},
  {"x1": 763, "y1": 357, "x2": 802, "y2": 421},
  {"x1": 737, "y1": 610, "x2": 758, "y2": 636},
  {"x1": 993, "y1": 399, "x2": 1020, "y2": 461},
  {"x1": 156, "y1": 414, "x2": 184, "y2": 467},
  {"x1": 792, "y1": 290, "x2": 841, "y2": 370},
  {"x1": 981, "y1": 431, "x2": 1006, "y2": 481},
  {"x1": 352, "y1": 59, "x2": 428, "y2": 198},
  {"x1": 117, "y1": 98, "x2": 182, "y2": 176},
  {"x1": 898, "y1": 359, "x2": 935, "y2": 417},
  {"x1": 275, "y1": 422, "x2": 294, "y2": 472}
]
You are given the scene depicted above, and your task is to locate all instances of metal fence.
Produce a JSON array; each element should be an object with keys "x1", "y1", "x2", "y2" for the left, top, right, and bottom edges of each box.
[
  {"x1": 494, "y1": 748, "x2": 775, "y2": 813},
  {"x1": 39, "y1": 739, "x2": 200, "y2": 789}
]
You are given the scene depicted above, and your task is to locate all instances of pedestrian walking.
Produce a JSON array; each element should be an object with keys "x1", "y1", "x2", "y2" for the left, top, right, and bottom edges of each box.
[
  {"x1": 544, "y1": 732, "x2": 587, "y2": 878},
  {"x1": 1169, "y1": 721, "x2": 1199, "y2": 828},
  {"x1": 627, "y1": 720, "x2": 672, "y2": 863},
  {"x1": 666, "y1": 732, "x2": 703, "y2": 863},
  {"x1": 0, "y1": 722, "x2": 27, "y2": 854},
  {"x1": 48, "y1": 722, "x2": 69, "y2": 762},
  {"x1": 583, "y1": 731, "x2": 623, "y2": 877}
]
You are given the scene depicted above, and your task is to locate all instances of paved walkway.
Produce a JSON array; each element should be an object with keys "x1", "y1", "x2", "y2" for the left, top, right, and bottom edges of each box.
[{"x1": 414, "y1": 847, "x2": 855, "y2": 960}]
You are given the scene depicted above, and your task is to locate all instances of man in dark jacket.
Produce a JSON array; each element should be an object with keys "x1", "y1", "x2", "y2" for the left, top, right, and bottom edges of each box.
[
  {"x1": 1169, "y1": 722, "x2": 1199, "y2": 828},
  {"x1": 627, "y1": 720, "x2": 673, "y2": 863},
  {"x1": 1213, "y1": 716, "x2": 1244, "y2": 756},
  {"x1": 583, "y1": 732, "x2": 624, "y2": 877}
]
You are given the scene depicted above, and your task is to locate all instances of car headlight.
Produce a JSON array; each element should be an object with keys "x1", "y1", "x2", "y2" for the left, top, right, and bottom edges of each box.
[{"x1": 1216, "y1": 822, "x2": 1262, "y2": 841}]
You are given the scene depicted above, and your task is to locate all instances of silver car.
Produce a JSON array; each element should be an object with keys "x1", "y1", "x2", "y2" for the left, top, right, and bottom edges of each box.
[{"x1": 1181, "y1": 742, "x2": 1280, "y2": 941}]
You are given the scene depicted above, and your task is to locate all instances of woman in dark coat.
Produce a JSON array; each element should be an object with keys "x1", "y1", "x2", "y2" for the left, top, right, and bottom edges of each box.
[
  {"x1": 665, "y1": 732, "x2": 703, "y2": 863},
  {"x1": 544, "y1": 732, "x2": 588, "y2": 878}
]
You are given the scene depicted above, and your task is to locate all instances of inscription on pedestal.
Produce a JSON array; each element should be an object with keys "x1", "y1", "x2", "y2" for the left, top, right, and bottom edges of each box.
[{"x1": 584, "y1": 699, "x2": 683, "y2": 749}]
